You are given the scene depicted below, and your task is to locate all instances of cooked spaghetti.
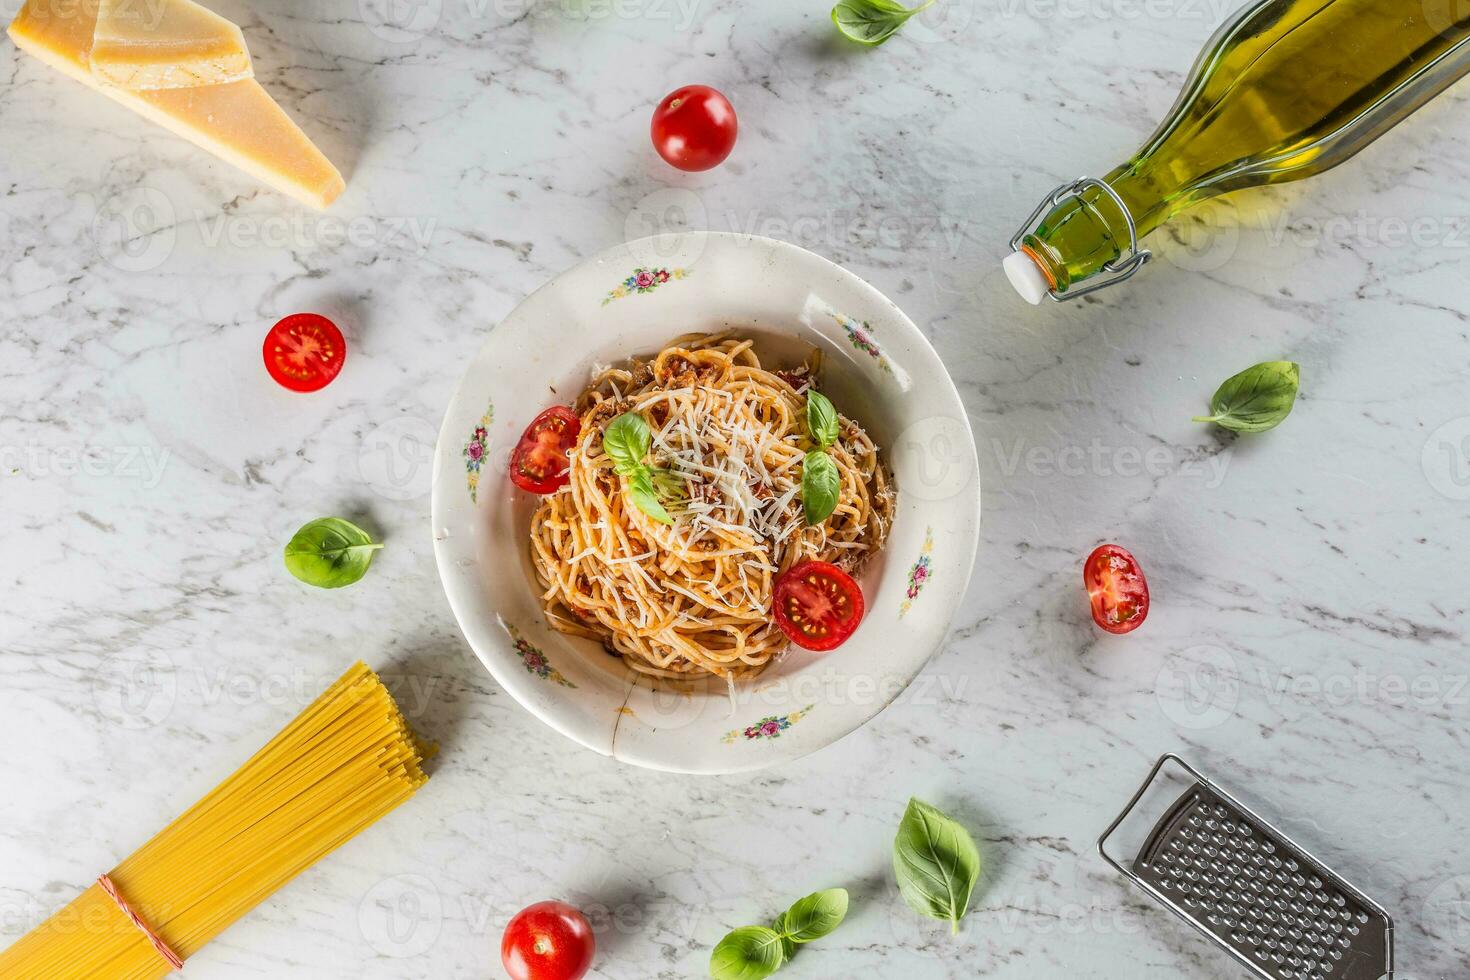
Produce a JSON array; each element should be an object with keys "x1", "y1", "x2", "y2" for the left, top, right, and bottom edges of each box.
[
  {"x1": 0, "y1": 663, "x2": 427, "y2": 979},
  {"x1": 531, "y1": 334, "x2": 894, "y2": 681}
]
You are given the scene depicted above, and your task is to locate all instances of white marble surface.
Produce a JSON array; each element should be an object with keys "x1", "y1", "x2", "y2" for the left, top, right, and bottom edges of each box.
[{"x1": 2, "y1": 0, "x2": 1469, "y2": 976}]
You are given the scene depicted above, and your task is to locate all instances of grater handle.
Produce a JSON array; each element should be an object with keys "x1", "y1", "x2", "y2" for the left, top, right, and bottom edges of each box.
[{"x1": 1097, "y1": 752, "x2": 1202, "y2": 875}]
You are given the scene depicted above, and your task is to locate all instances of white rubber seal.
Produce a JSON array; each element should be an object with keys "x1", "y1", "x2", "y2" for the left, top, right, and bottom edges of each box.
[{"x1": 1003, "y1": 250, "x2": 1050, "y2": 305}]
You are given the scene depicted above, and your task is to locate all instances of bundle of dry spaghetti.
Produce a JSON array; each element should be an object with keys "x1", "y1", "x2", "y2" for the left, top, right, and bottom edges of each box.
[{"x1": 0, "y1": 662, "x2": 428, "y2": 979}]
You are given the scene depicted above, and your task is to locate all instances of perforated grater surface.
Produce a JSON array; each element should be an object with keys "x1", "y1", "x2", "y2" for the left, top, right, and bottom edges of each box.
[{"x1": 1098, "y1": 755, "x2": 1394, "y2": 980}]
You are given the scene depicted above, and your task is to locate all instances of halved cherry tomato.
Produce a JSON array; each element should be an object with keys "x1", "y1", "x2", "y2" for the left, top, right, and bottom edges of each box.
[
  {"x1": 1084, "y1": 543, "x2": 1149, "y2": 634},
  {"x1": 501, "y1": 901, "x2": 595, "y2": 980},
  {"x1": 650, "y1": 85, "x2": 738, "y2": 172},
  {"x1": 510, "y1": 406, "x2": 581, "y2": 494},
  {"x1": 263, "y1": 313, "x2": 345, "y2": 392},
  {"x1": 773, "y1": 560, "x2": 865, "y2": 651}
]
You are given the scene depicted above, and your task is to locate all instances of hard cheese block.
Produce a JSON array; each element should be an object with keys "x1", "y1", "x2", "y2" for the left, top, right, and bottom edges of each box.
[
  {"x1": 8, "y1": 0, "x2": 344, "y2": 209},
  {"x1": 91, "y1": 0, "x2": 253, "y2": 90}
]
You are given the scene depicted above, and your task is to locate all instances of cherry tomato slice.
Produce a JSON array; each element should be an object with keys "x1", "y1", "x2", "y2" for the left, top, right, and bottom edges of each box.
[
  {"x1": 263, "y1": 313, "x2": 345, "y2": 392},
  {"x1": 650, "y1": 85, "x2": 738, "y2": 172},
  {"x1": 510, "y1": 406, "x2": 581, "y2": 495},
  {"x1": 772, "y1": 560, "x2": 865, "y2": 651},
  {"x1": 501, "y1": 901, "x2": 595, "y2": 980},
  {"x1": 1084, "y1": 543, "x2": 1149, "y2": 634}
]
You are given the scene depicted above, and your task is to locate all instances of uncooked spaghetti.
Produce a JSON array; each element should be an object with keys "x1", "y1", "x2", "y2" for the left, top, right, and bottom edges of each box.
[
  {"x1": 531, "y1": 334, "x2": 894, "y2": 681},
  {"x1": 0, "y1": 663, "x2": 427, "y2": 978}
]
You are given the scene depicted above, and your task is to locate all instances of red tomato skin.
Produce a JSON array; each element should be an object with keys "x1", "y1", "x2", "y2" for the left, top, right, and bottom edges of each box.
[
  {"x1": 1084, "y1": 544, "x2": 1150, "y2": 635},
  {"x1": 509, "y1": 406, "x2": 581, "y2": 495},
  {"x1": 772, "y1": 560, "x2": 865, "y2": 652},
  {"x1": 501, "y1": 901, "x2": 595, "y2": 980},
  {"x1": 263, "y1": 313, "x2": 346, "y2": 392},
  {"x1": 650, "y1": 85, "x2": 738, "y2": 172}
]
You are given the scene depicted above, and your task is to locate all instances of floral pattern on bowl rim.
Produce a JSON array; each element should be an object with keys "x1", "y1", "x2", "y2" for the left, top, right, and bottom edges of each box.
[
  {"x1": 722, "y1": 704, "x2": 814, "y2": 744},
  {"x1": 833, "y1": 311, "x2": 892, "y2": 374},
  {"x1": 602, "y1": 267, "x2": 689, "y2": 306},
  {"x1": 463, "y1": 400, "x2": 494, "y2": 503},
  {"x1": 500, "y1": 618, "x2": 576, "y2": 688},
  {"x1": 899, "y1": 526, "x2": 935, "y2": 618}
]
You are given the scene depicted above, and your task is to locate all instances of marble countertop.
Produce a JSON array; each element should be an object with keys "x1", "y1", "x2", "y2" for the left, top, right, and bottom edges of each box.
[{"x1": 3, "y1": 0, "x2": 1469, "y2": 976}]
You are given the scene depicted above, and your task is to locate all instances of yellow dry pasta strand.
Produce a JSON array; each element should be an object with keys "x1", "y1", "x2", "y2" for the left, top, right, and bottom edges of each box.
[{"x1": 0, "y1": 663, "x2": 426, "y2": 977}]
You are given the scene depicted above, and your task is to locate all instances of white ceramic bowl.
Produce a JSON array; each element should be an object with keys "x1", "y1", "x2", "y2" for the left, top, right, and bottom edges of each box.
[{"x1": 431, "y1": 233, "x2": 980, "y2": 773}]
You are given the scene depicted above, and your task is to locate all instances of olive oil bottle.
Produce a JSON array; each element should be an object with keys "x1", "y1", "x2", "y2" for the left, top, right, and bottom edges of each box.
[{"x1": 1004, "y1": 0, "x2": 1470, "y2": 303}]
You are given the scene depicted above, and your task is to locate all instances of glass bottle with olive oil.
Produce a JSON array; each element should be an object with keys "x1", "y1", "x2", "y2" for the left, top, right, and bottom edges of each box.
[{"x1": 1004, "y1": 0, "x2": 1470, "y2": 303}]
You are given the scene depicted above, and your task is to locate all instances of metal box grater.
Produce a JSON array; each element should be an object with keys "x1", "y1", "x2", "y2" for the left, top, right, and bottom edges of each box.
[{"x1": 1098, "y1": 754, "x2": 1395, "y2": 980}]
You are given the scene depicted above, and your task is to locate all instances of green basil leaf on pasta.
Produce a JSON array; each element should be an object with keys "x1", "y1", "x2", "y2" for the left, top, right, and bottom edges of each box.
[
  {"x1": 805, "y1": 390, "x2": 839, "y2": 449},
  {"x1": 1192, "y1": 361, "x2": 1300, "y2": 432},
  {"x1": 603, "y1": 412, "x2": 652, "y2": 474},
  {"x1": 626, "y1": 466, "x2": 674, "y2": 525},
  {"x1": 283, "y1": 517, "x2": 384, "y2": 589},
  {"x1": 893, "y1": 797, "x2": 981, "y2": 934},
  {"x1": 801, "y1": 450, "x2": 841, "y2": 525},
  {"x1": 780, "y1": 888, "x2": 848, "y2": 943},
  {"x1": 831, "y1": 0, "x2": 934, "y2": 46},
  {"x1": 649, "y1": 465, "x2": 688, "y2": 505},
  {"x1": 709, "y1": 926, "x2": 786, "y2": 980}
]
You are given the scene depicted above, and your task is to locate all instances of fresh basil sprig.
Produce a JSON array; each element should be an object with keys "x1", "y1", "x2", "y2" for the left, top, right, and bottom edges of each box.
[
  {"x1": 800, "y1": 391, "x2": 842, "y2": 526},
  {"x1": 283, "y1": 517, "x2": 383, "y2": 589},
  {"x1": 709, "y1": 926, "x2": 785, "y2": 980},
  {"x1": 603, "y1": 412, "x2": 651, "y2": 470},
  {"x1": 801, "y1": 450, "x2": 841, "y2": 525},
  {"x1": 769, "y1": 914, "x2": 797, "y2": 961},
  {"x1": 602, "y1": 412, "x2": 679, "y2": 525},
  {"x1": 709, "y1": 889, "x2": 848, "y2": 980},
  {"x1": 1193, "y1": 361, "x2": 1300, "y2": 432},
  {"x1": 779, "y1": 889, "x2": 848, "y2": 942},
  {"x1": 893, "y1": 798, "x2": 981, "y2": 934},
  {"x1": 626, "y1": 466, "x2": 674, "y2": 525},
  {"x1": 832, "y1": 0, "x2": 935, "y2": 46},
  {"x1": 806, "y1": 390, "x2": 839, "y2": 449}
]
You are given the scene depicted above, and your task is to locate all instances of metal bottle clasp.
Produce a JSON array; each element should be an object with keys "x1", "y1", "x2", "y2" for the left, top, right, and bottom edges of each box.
[{"x1": 1008, "y1": 176, "x2": 1151, "y2": 301}]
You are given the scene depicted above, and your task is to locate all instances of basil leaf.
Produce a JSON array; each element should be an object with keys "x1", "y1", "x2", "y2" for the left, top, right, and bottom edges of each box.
[
  {"x1": 283, "y1": 517, "x2": 384, "y2": 589},
  {"x1": 649, "y1": 465, "x2": 688, "y2": 505},
  {"x1": 1193, "y1": 361, "x2": 1300, "y2": 432},
  {"x1": 893, "y1": 798, "x2": 981, "y2": 934},
  {"x1": 709, "y1": 926, "x2": 786, "y2": 980},
  {"x1": 781, "y1": 888, "x2": 848, "y2": 943},
  {"x1": 603, "y1": 412, "x2": 652, "y2": 474},
  {"x1": 831, "y1": 0, "x2": 934, "y2": 46},
  {"x1": 626, "y1": 466, "x2": 674, "y2": 525},
  {"x1": 769, "y1": 913, "x2": 797, "y2": 961},
  {"x1": 801, "y1": 450, "x2": 841, "y2": 525},
  {"x1": 805, "y1": 390, "x2": 839, "y2": 450}
]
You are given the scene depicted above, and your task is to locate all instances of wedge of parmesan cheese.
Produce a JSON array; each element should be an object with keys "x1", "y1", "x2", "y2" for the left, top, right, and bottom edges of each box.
[
  {"x1": 8, "y1": 0, "x2": 344, "y2": 209},
  {"x1": 90, "y1": 0, "x2": 253, "y2": 90}
]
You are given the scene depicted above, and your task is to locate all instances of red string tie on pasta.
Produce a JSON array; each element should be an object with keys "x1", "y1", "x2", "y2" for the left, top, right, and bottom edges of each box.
[{"x1": 96, "y1": 874, "x2": 185, "y2": 970}]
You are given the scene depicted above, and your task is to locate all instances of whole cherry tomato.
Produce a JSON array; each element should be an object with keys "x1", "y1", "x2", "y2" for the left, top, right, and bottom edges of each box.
[
  {"x1": 501, "y1": 901, "x2": 595, "y2": 980},
  {"x1": 263, "y1": 313, "x2": 345, "y2": 392},
  {"x1": 650, "y1": 85, "x2": 738, "y2": 172},
  {"x1": 1083, "y1": 543, "x2": 1149, "y2": 634}
]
